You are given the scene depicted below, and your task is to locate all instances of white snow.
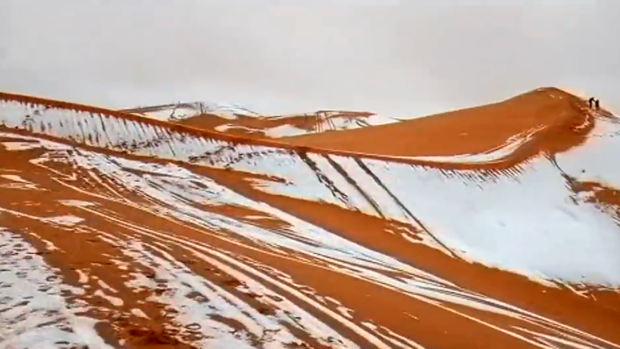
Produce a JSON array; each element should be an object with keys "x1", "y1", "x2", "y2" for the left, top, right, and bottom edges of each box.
[
  {"x1": 124, "y1": 101, "x2": 260, "y2": 121},
  {"x1": 115, "y1": 236, "x2": 356, "y2": 349},
  {"x1": 2, "y1": 96, "x2": 620, "y2": 348},
  {"x1": 0, "y1": 229, "x2": 113, "y2": 349},
  {"x1": 0, "y1": 174, "x2": 40, "y2": 190},
  {"x1": 316, "y1": 113, "x2": 399, "y2": 132},
  {"x1": 43, "y1": 215, "x2": 85, "y2": 227},
  {"x1": 23, "y1": 142, "x2": 615, "y2": 349},
  {"x1": 58, "y1": 199, "x2": 97, "y2": 208},
  {"x1": 93, "y1": 290, "x2": 124, "y2": 307},
  {"x1": 29, "y1": 232, "x2": 61, "y2": 252},
  {"x1": 212, "y1": 117, "x2": 392, "y2": 139},
  {"x1": 406, "y1": 126, "x2": 546, "y2": 164},
  {"x1": 359, "y1": 157, "x2": 620, "y2": 287},
  {"x1": 1, "y1": 140, "x2": 69, "y2": 151},
  {"x1": 263, "y1": 124, "x2": 308, "y2": 137},
  {"x1": 75, "y1": 269, "x2": 89, "y2": 284},
  {"x1": 3, "y1": 99, "x2": 620, "y2": 287},
  {"x1": 130, "y1": 308, "x2": 149, "y2": 319},
  {"x1": 556, "y1": 116, "x2": 620, "y2": 188},
  {"x1": 96, "y1": 280, "x2": 118, "y2": 294},
  {"x1": 214, "y1": 124, "x2": 264, "y2": 134},
  {"x1": 0, "y1": 174, "x2": 30, "y2": 183}
]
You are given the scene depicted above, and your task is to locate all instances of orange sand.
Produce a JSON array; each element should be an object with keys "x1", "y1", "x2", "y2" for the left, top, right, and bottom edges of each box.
[
  {"x1": 0, "y1": 87, "x2": 618, "y2": 348},
  {"x1": 284, "y1": 88, "x2": 597, "y2": 160}
]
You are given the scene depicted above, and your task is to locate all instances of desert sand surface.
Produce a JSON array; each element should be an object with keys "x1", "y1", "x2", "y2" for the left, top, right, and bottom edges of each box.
[
  {"x1": 122, "y1": 102, "x2": 400, "y2": 139},
  {"x1": 1, "y1": 88, "x2": 620, "y2": 349},
  {"x1": 284, "y1": 88, "x2": 605, "y2": 161}
]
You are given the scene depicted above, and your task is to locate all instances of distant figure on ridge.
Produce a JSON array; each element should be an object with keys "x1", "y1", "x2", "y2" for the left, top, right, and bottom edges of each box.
[
  {"x1": 588, "y1": 97, "x2": 595, "y2": 108},
  {"x1": 595, "y1": 99, "x2": 600, "y2": 110}
]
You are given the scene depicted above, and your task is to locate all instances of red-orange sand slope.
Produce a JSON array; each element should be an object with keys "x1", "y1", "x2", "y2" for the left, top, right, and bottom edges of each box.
[
  {"x1": 1, "y1": 88, "x2": 619, "y2": 349},
  {"x1": 122, "y1": 102, "x2": 400, "y2": 139}
]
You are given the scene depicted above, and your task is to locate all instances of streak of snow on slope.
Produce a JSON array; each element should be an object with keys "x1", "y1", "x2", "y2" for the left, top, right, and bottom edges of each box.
[
  {"x1": 326, "y1": 156, "x2": 412, "y2": 222},
  {"x1": 60, "y1": 147, "x2": 620, "y2": 349},
  {"x1": 214, "y1": 115, "x2": 399, "y2": 139},
  {"x1": 65, "y1": 150, "x2": 435, "y2": 279},
  {"x1": 3, "y1": 99, "x2": 620, "y2": 287},
  {"x1": 124, "y1": 101, "x2": 260, "y2": 121},
  {"x1": 116, "y1": 237, "x2": 336, "y2": 349},
  {"x1": 214, "y1": 123, "x2": 310, "y2": 138},
  {"x1": 0, "y1": 229, "x2": 113, "y2": 349},
  {"x1": 406, "y1": 126, "x2": 545, "y2": 164},
  {"x1": 2, "y1": 131, "x2": 618, "y2": 348},
  {"x1": 214, "y1": 124, "x2": 265, "y2": 134},
  {"x1": 0, "y1": 99, "x2": 531, "y2": 166},
  {"x1": 360, "y1": 157, "x2": 620, "y2": 287},
  {"x1": 0, "y1": 174, "x2": 40, "y2": 190}
]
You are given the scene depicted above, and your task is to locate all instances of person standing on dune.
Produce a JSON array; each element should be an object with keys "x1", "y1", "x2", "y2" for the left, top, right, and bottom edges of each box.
[
  {"x1": 595, "y1": 99, "x2": 600, "y2": 110},
  {"x1": 588, "y1": 97, "x2": 594, "y2": 108}
]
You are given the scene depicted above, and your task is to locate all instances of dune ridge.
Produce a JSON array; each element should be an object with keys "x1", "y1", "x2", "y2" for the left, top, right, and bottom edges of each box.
[
  {"x1": 120, "y1": 100, "x2": 399, "y2": 139},
  {"x1": 1, "y1": 88, "x2": 620, "y2": 349}
]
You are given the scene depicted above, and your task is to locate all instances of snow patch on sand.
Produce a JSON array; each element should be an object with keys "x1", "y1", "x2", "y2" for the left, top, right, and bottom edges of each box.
[
  {"x1": 557, "y1": 117, "x2": 620, "y2": 188},
  {"x1": 264, "y1": 124, "x2": 308, "y2": 137},
  {"x1": 43, "y1": 215, "x2": 85, "y2": 227},
  {"x1": 119, "y1": 237, "x2": 349, "y2": 349},
  {"x1": 360, "y1": 157, "x2": 620, "y2": 287},
  {"x1": 0, "y1": 229, "x2": 112, "y2": 349},
  {"x1": 0, "y1": 174, "x2": 30, "y2": 183},
  {"x1": 3, "y1": 98, "x2": 620, "y2": 288}
]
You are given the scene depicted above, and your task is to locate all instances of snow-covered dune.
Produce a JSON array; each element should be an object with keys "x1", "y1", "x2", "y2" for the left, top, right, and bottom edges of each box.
[
  {"x1": 1, "y1": 92, "x2": 619, "y2": 286},
  {"x1": 122, "y1": 101, "x2": 401, "y2": 139},
  {"x1": 120, "y1": 101, "x2": 261, "y2": 121},
  {"x1": 1, "y1": 90, "x2": 619, "y2": 348}
]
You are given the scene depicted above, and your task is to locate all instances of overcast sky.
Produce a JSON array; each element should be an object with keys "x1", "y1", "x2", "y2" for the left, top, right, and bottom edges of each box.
[{"x1": 1, "y1": 0, "x2": 619, "y2": 117}]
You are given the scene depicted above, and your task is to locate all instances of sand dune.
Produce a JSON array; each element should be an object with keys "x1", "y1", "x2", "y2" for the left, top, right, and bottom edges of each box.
[
  {"x1": 122, "y1": 102, "x2": 400, "y2": 139},
  {"x1": 1, "y1": 89, "x2": 619, "y2": 349},
  {"x1": 284, "y1": 88, "x2": 601, "y2": 161}
]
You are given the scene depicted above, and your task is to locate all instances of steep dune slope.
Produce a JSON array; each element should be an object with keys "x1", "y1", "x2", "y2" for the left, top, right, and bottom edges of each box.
[
  {"x1": 283, "y1": 88, "x2": 601, "y2": 162},
  {"x1": 1, "y1": 90, "x2": 620, "y2": 349}
]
